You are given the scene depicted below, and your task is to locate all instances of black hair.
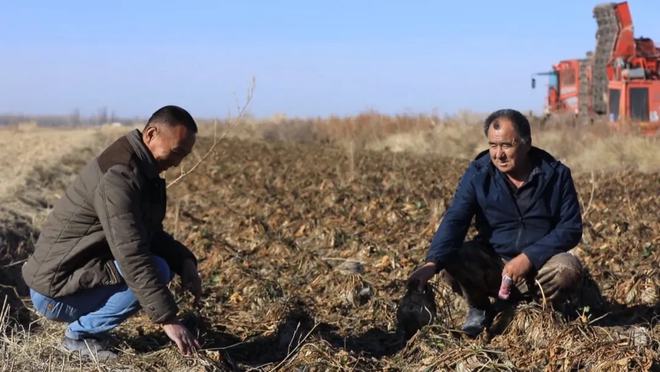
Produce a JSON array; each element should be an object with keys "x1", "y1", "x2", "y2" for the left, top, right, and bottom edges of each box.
[
  {"x1": 483, "y1": 109, "x2": 531, "y2": 145},
  {"x1": 145, "y1": 105, "x2": 198, "y2": 133}
]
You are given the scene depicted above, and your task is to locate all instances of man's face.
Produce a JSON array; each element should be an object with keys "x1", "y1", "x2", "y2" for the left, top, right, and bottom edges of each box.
[
  {"x1": 487, "y1": 119, "x2": 530, "y2": 175},
  {"x1": 143, "y1": 123, "x2": 196, "y2": 173}
]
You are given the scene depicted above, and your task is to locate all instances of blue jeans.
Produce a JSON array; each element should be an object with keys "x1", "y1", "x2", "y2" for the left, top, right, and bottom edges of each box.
[{"x1": 30, "y1": 256, "x2": 172, "y2": 340}]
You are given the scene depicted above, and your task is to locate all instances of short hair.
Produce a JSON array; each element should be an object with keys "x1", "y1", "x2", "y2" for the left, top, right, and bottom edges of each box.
[
  {"x1": 483, "y1": 109, "x2": 531, "y2": 145},
  {"x1": 145, "y1": 105, "x2": 198, "y2": 133}
]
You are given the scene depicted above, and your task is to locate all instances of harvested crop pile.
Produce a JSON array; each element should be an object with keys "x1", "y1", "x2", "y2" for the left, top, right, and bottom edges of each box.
[{"x1": 112, "y1": 137, "x2": 657, "y2": 370}]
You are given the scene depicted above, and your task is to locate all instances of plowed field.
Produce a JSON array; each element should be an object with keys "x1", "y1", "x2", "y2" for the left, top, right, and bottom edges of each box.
[
  {"x1": 2, "y1": 132, "x2": 657, "y2": 371},
  {"x1": 129, "y1": 137, "x2": 657, "y2": 370}
]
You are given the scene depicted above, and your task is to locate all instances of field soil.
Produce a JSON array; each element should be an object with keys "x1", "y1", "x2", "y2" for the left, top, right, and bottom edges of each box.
[{"x1": 1, "y1": 127, "x2": 658, "y2": 371}]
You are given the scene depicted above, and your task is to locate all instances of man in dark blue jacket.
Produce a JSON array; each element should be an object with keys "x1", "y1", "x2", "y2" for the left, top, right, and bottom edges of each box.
[{"x1": 409, "y1": 109, "x2": 583, "y2": 337}]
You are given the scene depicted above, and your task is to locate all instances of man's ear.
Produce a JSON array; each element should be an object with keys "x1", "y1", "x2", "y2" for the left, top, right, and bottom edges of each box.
[{"x1": 143, "y1": 125, "x2": 158, "y2": 144}]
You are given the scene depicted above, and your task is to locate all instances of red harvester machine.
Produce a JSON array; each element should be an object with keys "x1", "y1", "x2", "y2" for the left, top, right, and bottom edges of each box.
[{"x1": 532, "y1": 2, "x2": 659, "y2": 132}]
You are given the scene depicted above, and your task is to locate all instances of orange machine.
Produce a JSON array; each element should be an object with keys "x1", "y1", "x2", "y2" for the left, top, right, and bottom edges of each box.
[
  {"x1": 532, "y1": 59, "x2": 592, "y2": 114},
  {"x1": 533, "y1": 2, "x2": 659, "y2": 129}
]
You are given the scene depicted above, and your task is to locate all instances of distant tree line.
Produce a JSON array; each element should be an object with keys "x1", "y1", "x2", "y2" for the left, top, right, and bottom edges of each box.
[{"x1": 0, "y1": 108, "x2": 143, "y2": 127}]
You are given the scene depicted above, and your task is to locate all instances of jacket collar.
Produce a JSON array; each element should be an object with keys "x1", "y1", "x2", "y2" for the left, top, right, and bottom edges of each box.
[
  {"x1": 474, "y1": 147, "x2": 560, "y2": 214},
  {"x1": 126, "y1": 129, "x2": 160, "y2": 180}
]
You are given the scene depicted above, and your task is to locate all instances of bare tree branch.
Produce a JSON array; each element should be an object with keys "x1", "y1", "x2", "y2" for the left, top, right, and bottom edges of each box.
[{"x1": 167, "y1": 77, "x2": 255, "y2": 189}]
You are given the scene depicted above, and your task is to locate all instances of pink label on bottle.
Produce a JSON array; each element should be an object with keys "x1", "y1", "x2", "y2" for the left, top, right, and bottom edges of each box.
[{"x1": 498, "y1": 275, "x2": 513, "y2": 300}]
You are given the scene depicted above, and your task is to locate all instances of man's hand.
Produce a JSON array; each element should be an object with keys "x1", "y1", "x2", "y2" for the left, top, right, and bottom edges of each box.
[
  {"x1": 408, "y1": 262, "x2": 437, "y2": 291},
  {"x1": 181, "y1": 259, "x2": 202, "y2": 305},
  {"x1": 162, "y1": 320, "x2": 200, "y2": 356},
  {"x1": 502, "y1": 253, "x2": 533, "y2": 284}
]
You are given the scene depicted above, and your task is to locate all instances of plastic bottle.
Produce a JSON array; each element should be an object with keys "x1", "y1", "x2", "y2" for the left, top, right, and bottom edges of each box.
[{"x1": 498, "y1": 274, "x2": 513, "y2": 300}]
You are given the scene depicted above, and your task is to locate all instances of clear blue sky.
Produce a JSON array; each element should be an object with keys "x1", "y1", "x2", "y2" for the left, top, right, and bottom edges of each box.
[{"x1": 1, "y1": 1, "x2": 658, "y2": 119}]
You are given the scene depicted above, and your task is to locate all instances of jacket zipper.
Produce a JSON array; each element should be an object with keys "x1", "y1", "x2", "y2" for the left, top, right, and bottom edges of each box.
[
  {"x1": 500, "y1": 172, "x2": 525, "y2": 251},
  {"x1": 107, "y1": 261, "x2": 119, "y2": 284}
]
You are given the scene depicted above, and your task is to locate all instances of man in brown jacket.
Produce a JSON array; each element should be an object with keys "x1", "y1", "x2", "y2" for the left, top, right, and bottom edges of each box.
[{"x1": 23, "y1": 105, "x2": 202, "y2": 359}]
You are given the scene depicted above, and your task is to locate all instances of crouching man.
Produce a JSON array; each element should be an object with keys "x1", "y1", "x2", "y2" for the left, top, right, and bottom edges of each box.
[
  {"x1": 409, "y1": 109, "x2": 583, "y2": 337},
  {"x1": 23, "y1": 105, "x2": 202, "y2": 359}
]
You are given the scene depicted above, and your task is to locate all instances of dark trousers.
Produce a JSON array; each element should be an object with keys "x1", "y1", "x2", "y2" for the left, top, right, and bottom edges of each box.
[{"x1": 442, "y1": 240, "x2": 583, "y2": 310}]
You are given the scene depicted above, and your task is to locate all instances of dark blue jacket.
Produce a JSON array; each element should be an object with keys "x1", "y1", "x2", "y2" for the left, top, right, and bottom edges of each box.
[{"x1": 426, "y1": 147, "x2": 582, "y2": 270}]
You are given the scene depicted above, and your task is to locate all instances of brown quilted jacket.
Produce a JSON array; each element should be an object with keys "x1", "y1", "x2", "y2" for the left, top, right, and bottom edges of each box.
[{"x1": 22, "y1": 129, "x2": 195, "y2": 323}]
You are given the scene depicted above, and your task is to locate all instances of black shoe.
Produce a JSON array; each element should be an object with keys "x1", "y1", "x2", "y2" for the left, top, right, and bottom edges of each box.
[
  {"x1": 62, "y1": 335, "x2": 117, "y2": 361},
  {"x1": 462, "y1": 306, "x2": 488, "y2": 337}
]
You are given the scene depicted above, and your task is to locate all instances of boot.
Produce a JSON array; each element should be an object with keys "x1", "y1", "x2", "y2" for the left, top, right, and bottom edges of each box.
[
  {"x1": 462, "y1": 306, "x2": 488, "y2": 337},
  {"x1": 62, "y1": 335, "x2": 117, "y2": 361}
]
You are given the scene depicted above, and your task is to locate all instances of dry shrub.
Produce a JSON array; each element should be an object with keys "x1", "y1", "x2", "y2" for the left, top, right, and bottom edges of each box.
[
  {"x1": 564, "y1": 135, "x2": 658, "y2": 173},
  {"x1": 365, "y1": 123, "x2": 483, "y2": 160},
  {"x1": 532, "y1": 116, "x2": 659, "y2": 173},
  {"x1": 486, "y1": 304, "x2": 658, "y2": 371}
]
